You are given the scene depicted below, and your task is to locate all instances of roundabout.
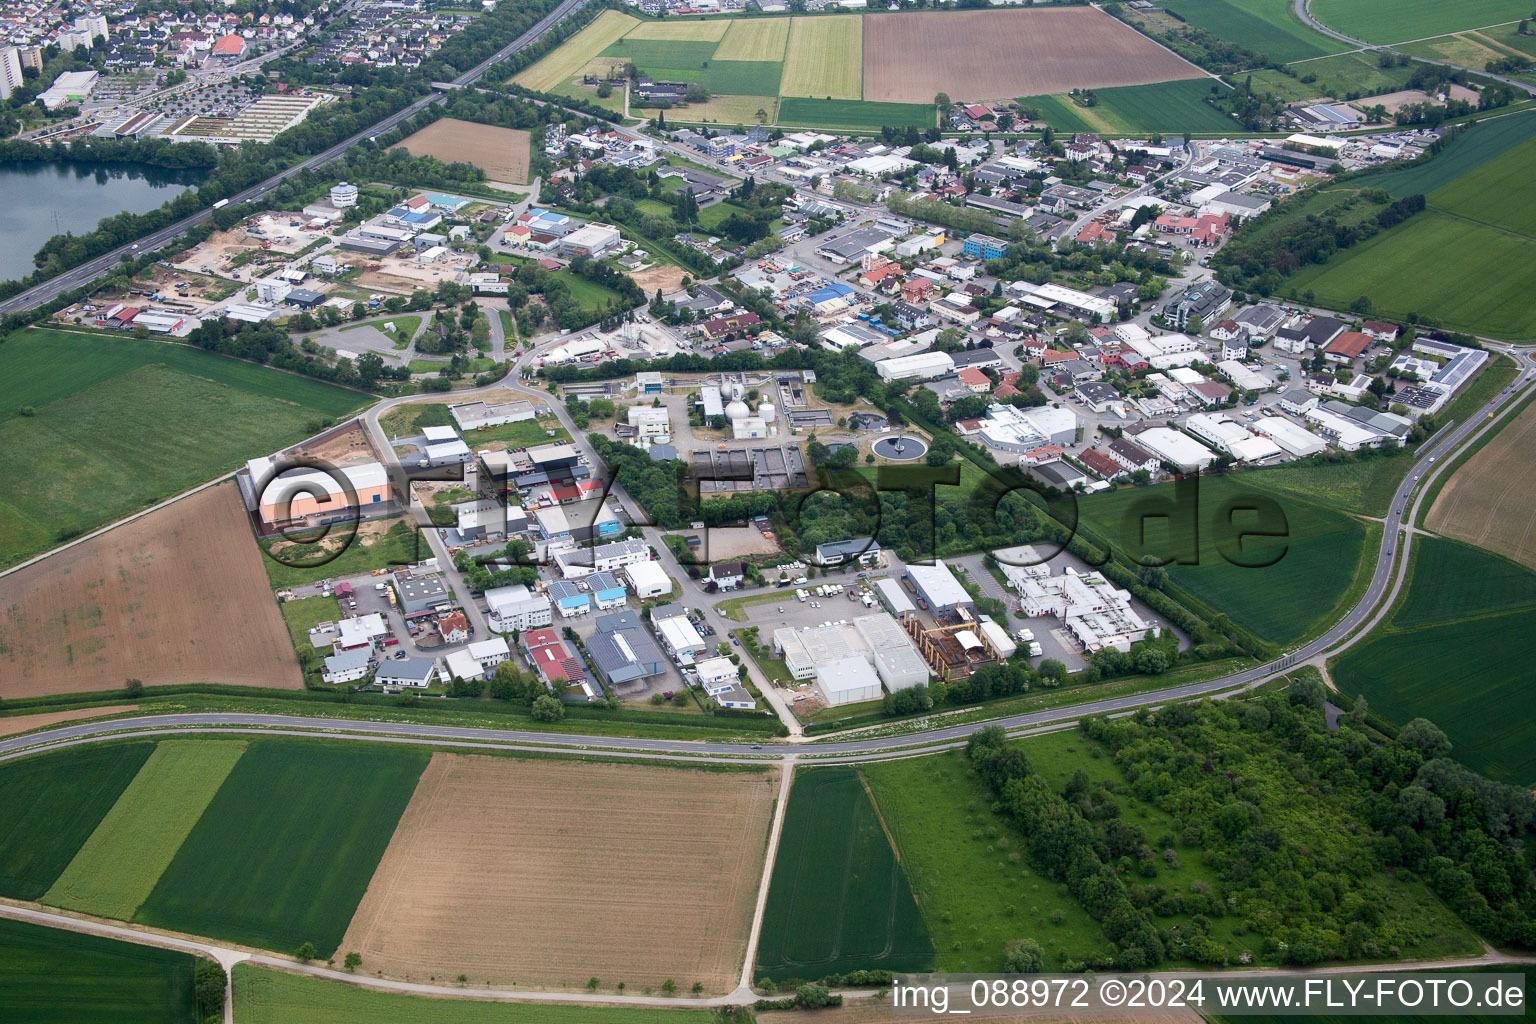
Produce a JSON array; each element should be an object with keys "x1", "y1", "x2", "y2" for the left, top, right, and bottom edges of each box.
[{"x1": 872, "y1": 434, "x2": 929, "y2": 461}]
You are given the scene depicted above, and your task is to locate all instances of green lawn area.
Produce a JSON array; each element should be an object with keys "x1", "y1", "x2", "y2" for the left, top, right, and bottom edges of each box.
[
  {"x1": 861, "y1": 752, "x2": 1107, "y2": 972},
  {"x1": 407, "y1": 356, "x2": 497, "y2": 374},
  {"x1": 339, "y1": 314, "x2": 420, "y2": 341},
  {"x1": 43, "y1": 739, "x2": 248, "y2": 921},
  {"x1": 1160, "y1": 0, "x2": 1345, "y2": 62},
  {"x1": 1020, "y1": 79, "x2": 1237, "y2": 134},
  {"x1": 601, "y1": 37, "x2": 716, "y2": 69},
  {"x1": 233, "y1": 964, "x2": 717, "y2": 1024},
  {"x1": 0, "y1": 742, "x2": 154, "y2": 900},
  {"x1": 497, "y1": 308, "x2": 517, "y2": 341},
  {"x1": 1076, "y1": 474, "x2": 1368, "y2": 646},
  {"x1": 776, "y1": 96, "x2": 934, "y2": 131},
  {"x1": 0, "y1": 328, "x2": 367, "y2": 568},
  {"x1": 136, "y1": 739, "x2": 429, "y2": 956},
  {"x1": 550, "y1": 268, "x2": 623, "y2": 312},
  {"x1": 0, "y1": 916, "x2": 198, "y2": 1024},
  {"x1": 756, "y1": 766, "x2": 934, "y2": 981},
  {"x1": 1309, "y1": 0, "x2": 1532, "y2": 44},
  {"x1": 1293, "y1": 50, "x2": 1417, "y2": 98},
  {"x1": 261, "y1": 517, "x2": 424, "y2": 589},
  {"x1": 1239, "y1": 453, "x2": 1412, "y2": 516},
  {"x1": 1332, "y1": 536, "x2": 1536, "y2": 785},
  {"x1": 715, "y1": 590, "x2": 784, "y2": 621},
  {"x1": 458, "y1": 415, "x2": 570, "y2": 449},
  {"x1": 378, "y1": 400, "x2": 455, "y2": 437},
  {"x1": 279, "y1": 595, "x2": 341, "y2": 648}
]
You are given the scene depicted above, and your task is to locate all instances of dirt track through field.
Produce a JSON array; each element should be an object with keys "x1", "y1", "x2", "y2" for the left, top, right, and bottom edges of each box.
[
  {"x1": 1426, "y1": 398, "x2": 1536, "y2": 571},
  {"x1": 339, "y1": 754, "x2": 778, "y2": 993},
  {"x1": 862, "y1": 8, "x2": 1206, "y2": 104},
  {"x1": 0, "y1": 483, "x2": 300, "y2": 698}
]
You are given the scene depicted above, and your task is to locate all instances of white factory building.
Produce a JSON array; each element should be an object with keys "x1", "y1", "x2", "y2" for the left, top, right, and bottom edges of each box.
[
  {"x1": 971, "y1": 403, "x2": 1077, "y2": 452},
  {"x1": 1018, "y1": 569, "x2": 1152, "y2": 653},
  {"x1": 904, "y1": 561, "x2": 974, "y2": 616},
  {"x1": 1185, "y1": 413, "x2": 1282, "y2": 463},
  {"x1": 627, "y1": 405, "x2": 672, "y2": 444},
  {"x1": 624, "y1": 559, "x2": 672, "y2": 599},
  {"x1": 1254, "y1": 416, "x2": 1326, "y2": 457},
  {"x1": 1131, "y1": 427, "x2": 1217, "y2": 472},
  {"x1": 772, "y1": 612, "x2": 929, "y2": 703},
  {"x1": 485, "y1": 584, "x2": 553, "y2": 632},
  {"x1": 877, "y1": 351, "x2": 955, "y2": 382}
]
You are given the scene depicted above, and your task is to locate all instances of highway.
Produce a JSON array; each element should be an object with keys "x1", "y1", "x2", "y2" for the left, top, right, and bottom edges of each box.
[
  {"x1": 3, "y1": 346, "x2": 1534, "y2": 764},
  {"x1": 0, "y1": 0, "x2": 587, "y2": 318}
]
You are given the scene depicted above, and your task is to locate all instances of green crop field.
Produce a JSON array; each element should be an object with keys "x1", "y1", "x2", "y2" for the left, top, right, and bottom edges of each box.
[
  {"x1": 1284, "y1": 50, "x2": 1417, "y2": 99},
  {"x1": 1159, "y1": 0, "x2": 1344, "y2": 62},
  {"x1": 861, "y1": 753, "x2": 1107, "y2": 971},
  {"x1": 136, "y1": 739, "x2": 428, "y2": 956},
  {"x1": 1284, "y1": 112, "x2": 1536, "y2": 339},
  {"x1": 0, "y1": 916, "x2": 197, "y2": 1024},
  {"x1": 777, "y1": 97, "x2": 932, "y2": 131},
  {"x1": 1076, "y1": 474, "x2": 1368, "y2": 646},
  {"x1": 0, "y1": 328, "x2": 365, "y2": 568},
  {"x1": 233, "y1": 964, "x2": 716, "y2": 1024},
  {"x1": 1309, "y1": 0, "x2": 1532, "y2": 44},
  {"x1": 0, "y1": 742, "x2": 154, "y2": 899},
  {"x1": 779, "y1": 15, "x2": 862, "y2": 100},
  {"x1": 1241, "y1": 453, "x2": 1412, "y2": 517},
  {"x1": 1020, "y1": 79, "x2": 1237, "y2": 134},
  {"x1": 601, "y1": 37, "x2": 716, "y2": 69},
  {"x1": 1334, "y1": 536, "x2": 1536, "y2": 785},
  {"x1": 44, "y1": 740, "x2": 248, "y2": 921},
  {"x1": 756, "y1": 767, "x2": 934, "y2": 981}
]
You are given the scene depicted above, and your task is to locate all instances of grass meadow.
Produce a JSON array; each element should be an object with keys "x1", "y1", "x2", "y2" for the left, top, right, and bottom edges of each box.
[
  {"x1": 0, "y1": 328, "x2": 365, "y2": 568},
  {"x1": 233, "y1": 965, "x2": 716, "y2": 1024},
  {"x1": 0, "y1": 916, "x2": 197, "y2": 1024},
  {"x1": 136, "y1": 739, "x2": 429, "y2": 956},
  {"x1": 1076, "y1": 474, "x2": 1368, "y2": 646},
  {"x1": 861, "y1": 752, "x2": 1107, "y2": 971},
  {"x1": 1159, "y1": 0, "x2": 1343, "y2": 62},
  {"x1": 756, "y1": 767, "x2": 934, "y2": 981},
  {"x1": 1308, "y1": 0, "x2": 1532, "y2": 44},
  {"x1": 0, "y1": 742, "x2": 153, "y2": 899},
  {"x1": 511, "y1": 10, "x2": 638, "y2": 92},
  {"x1": 1020, "y1": 79, "x2": 1237, "y2": 134},
  {"x1": 1333, "y1": 537, "x2": 1536, "y2": 785},
  {"x1": 44, "y1": 739, "x2": 248, "y2": 921},
  {"x1": 1242, "y1": 454, "x2": 1411, "y2": 517}
]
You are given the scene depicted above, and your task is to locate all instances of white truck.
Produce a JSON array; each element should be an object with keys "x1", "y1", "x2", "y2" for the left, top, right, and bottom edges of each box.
[
  {"x1": 1028, "y1": 641, "x2": 1043, "y2": 657},
  {"x1": 1015, "y1": 628, "x2": 1034, "y2": 643},
  {"x1": 796, "y1": 589, "x2": 808, "y2": 602}
]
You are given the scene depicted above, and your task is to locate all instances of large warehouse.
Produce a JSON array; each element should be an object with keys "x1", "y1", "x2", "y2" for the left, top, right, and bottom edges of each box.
[
  {"x1": 819, "y1": 656, "x2": 883, "y2": 706},
  {"x1": 1131, "y1": 427, "x2": 1216, "y2": 473},
  {"x1": 905, "y1": 561, "x2": 974, "y2": 616},
  {"x1": 877, "y1": 351, "x2": 955, "y2": 382},
  {"x1": 1255, "y1": 416, "x2": 1326, "y2": 457}
]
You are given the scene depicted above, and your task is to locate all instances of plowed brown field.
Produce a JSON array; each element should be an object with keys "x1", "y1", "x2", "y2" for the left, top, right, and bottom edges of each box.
[
  {"x1": 1426, "y1": 398, "x2": 1536, "y2": 571},
  {"x1": 862, "y1": 8, "x2": 1206, "y2": 104},
  {"x1": 0, "y1": 483, "x2": 300, "y2": 698},
  {"x1": 398, "y1": 118, "x2": 531, "y2": 185},
  {"x1": 340, "y1": 754, "x2": 778, "y2": 993}
]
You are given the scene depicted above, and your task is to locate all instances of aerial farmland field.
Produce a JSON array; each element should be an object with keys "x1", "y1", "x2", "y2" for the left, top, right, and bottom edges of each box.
[
  {"x1": 1157, "y1": 0, "x2": 1343, "y2": 62},
  {"x1": 1332, "y1": 537, "x2": 1536, "y2": 786},
  {"x1": 713, "y1": 18, "x2": 790, "y2": 61},
  {"x1": 776, "y1": 97, "x2": 932, "y2": 132},
  {"x1": 1426, "y1": 397, "x2": 1536, "y2": 571},
  {"x1": 338, "y1": 753, "x2": 776, "y2": 993},
  {"x1": 780, "y1": 16, "x2": 863, "y2": 100},
  {"x1": 1020, "y1": 79, "x2": 1237, "y2": 134},
  {"x1": 511, "y1": 10, "x2": 639, "y2": 92},
  {"x1": 863, "y1": 8, "x2": 1206, "y2": 104},
  {"x1": 0, "y1": 915, "x2": 198, "y2": 1024},
  {"x1": 0, "y1": 328, "x2": 365, "y2": 568},
  {"x1": 756, "y1": 767, "x2": 934, "y2": 981},
  {"x1": 1308, "y1": 0, "x2": 1532, "y2": 44},
  {"x1": 0, "y1": 483, "x2": 302, "y2": 699},
  {"x1": 136, "y1": 740, "x2": 429, "y2": 956},
  {"x1": 397, "y1": 118, "x2": 531, "y2": 184},
  {"x1": 233, "y1": 965, "x2": 717, "y2": 1024},
  {"x1": 44, "y1": 739, "x2": 249, "y2": 921},
  {"x1": 0, "y1": 742, "x2": 154, "y2": 900}
]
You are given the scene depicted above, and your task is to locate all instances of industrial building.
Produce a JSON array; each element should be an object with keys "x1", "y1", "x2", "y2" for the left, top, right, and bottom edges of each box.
[
  {"x1": 625, "y1": 559, "x2": 672, "y2": 599},
  {"x1": 904, "y1": 561, "x2": 974, "y2": 616},
  {"x1": 1185, "y1": 413, "x2": 1282, "y2": 463},
  {"x1": 651, "y1": 604, "x2": 707, "y2": 664},
  {"x1": 818, "y1": 657, "x2": 883, "y2": 706},
  {"x1": 1130, "y1": 427, "x2": 1216, "y2": 473},
  {"x1": 874, "y1": 577, "x2": 916, "y2": 616},
  {"x1": 375, "y1": 657, "x2": 439, "y2": 691},
  {"x1": 1254, "y1": 417, "x2": 1326, "y2": 457},
  {"x1": 812, "y1": 537, "x2": 882, "y2": 568},
  {"x1": 450, "y1": 400, "x2": 537, "y2": 430},
  {"x1": 971, "y1": 403, "x2": 1077, "y2": 452},
  {"x1": 244, "y1": 457, "x2": 391, "y2": 528},
  {"x1": 877, "y1": 351, "x2": 955, "y2": 382},
  {"x1": 485, "y1": 584, "x2": 553, "y2": 632},
  {"x1": 1018, "y1": 569, "x2": 1151, "y2": 652},
  {"x1": 558, "y1": 223, "x2": 622, "y2": 258},
  {"x1": 394, "y1": 574, "x2": 451, "y2": 616},
  {"x1": 588, "y1": 611, "x2": 667, "y2": 687},
  {"x1": 443, "y1": 638, "x2": 512, "y2": 681}
]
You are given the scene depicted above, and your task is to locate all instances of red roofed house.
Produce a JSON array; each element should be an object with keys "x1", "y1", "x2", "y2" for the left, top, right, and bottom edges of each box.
[
  {"x1": 211, "y1": 33, "x2": 246, "y2": 59},
  {"x1": 1325, "y1": 331, "x2": 1372, "y2": 364},
  {"x1": 1155, "y1": 214, "x2": 1199, "y2": 235},
  {"x1": 994, "y1": 382, "x2": 1021, "y2": 400},
  {"x1": 1362, "y1": 320, "x2": 1400, "y2": 342},
  {"x1": 1040, "y1": 348, "x2": 1076, "y2": 365},
  {"x1": 859, "y1": 261, "x2": 904, "y2": 289},
  {"x1": 1076, "y1": 221, "x2": 1116, "y2": 245},
  {"x1": 901, "y1": 278, "x2": 935, "y2": 303},
  {"x1": 1078, "y1": 448, "x2": 1125, "y2": 480},
  {"x1": 1190, "y1": 380, "x2": 1232, "y2": 407},
  {"x1": 437, "y1": 612, "x2": 469, "y2": 644},
  {"x1": 963, "y1": 104, "x2": 990, "y2": 120},
  {"x1": 1191, "y1": 213, "x2": 1231, "y2": 247},
  {"x1": 1021, "y1": 444, "x2": 1062, "y2": 466},
  {"x1": 954, "y1": 418, "x2": 984, "y2": 435},
  {"x1": 699, "y1": 311, "x2": 760, "y2": 341},
  {"x1": 956, "y1": 367, "x2": 992, "y2": 393},
  {"x1": 521, "y1": 628, "x2": 587, "y2": 687}
]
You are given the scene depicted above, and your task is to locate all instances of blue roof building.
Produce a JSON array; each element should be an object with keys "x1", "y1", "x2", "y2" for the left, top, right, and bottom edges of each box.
[
  {"x1": 587, "y1": 572, "x2": 628, "y2": 610},
  {"x1": 549, "y1": 579, "x2": 590, "y2": 619}
]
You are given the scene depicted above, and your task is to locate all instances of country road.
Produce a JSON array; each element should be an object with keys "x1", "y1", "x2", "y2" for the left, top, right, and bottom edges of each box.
[{"x1": 0, "y1": 0, "x2": 587, "y2": 318}]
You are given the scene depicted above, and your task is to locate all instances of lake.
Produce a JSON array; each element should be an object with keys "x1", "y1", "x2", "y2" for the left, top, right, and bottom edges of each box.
[{"x1": 0, "y1": 160, "x2": 210, "y2": 284}]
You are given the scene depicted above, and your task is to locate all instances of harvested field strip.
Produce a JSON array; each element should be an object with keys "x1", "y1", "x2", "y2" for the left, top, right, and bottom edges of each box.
[
  {"x1": 623, "y1": 19, "x2": 728, "y2": 41},
  {"x1": 233, "y1": 964, "x2": 717, "y2": 1024},
  {"x1": 714, "y1": 18, "x2": 790, "y2": 61},
  {"x1": 0, "y1": 704, "x2": 140, "y2": 738},
  {"x1": 45, "y1": 739, "x2": 249, "y2": 921},
  {"x1": 861, "y1": 8, "x2": 1206, "y2": 105},
  {"x1": 398, "y1": 118, "x2": 531, "y2": 185},
  {"x1": 338, "y1": 753, "x2": 776, "y2": 993},
  {"x1": 781, "y1": 16, "x2": 862, "y2": 100},
  {"x1": 0, "y1": 742, "x2": 154, "y2": 900},
  {"x1": 756, "y1": 767, "x2": 934, "y2": 981},
  {"x1": 0, "y1": 915, "x2": 197, "y2": 1024},
  {"x1": 1426, "y1": 396, "x2": 1536, "y2": 571},
  {"x1": 137, "y1": 739, "x2": 429, "y2": 957},
  {"x1": 0, "y1": 482, "x2": 302, "y2": 700},
  {"x1": 512, "y1": 10, "x2": 639, "y2": 92}
]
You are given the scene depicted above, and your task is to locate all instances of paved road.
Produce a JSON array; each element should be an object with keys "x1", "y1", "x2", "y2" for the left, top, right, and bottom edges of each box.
[{"x1": 0, "y1": 0, "x2": 587, "y2": 318}]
